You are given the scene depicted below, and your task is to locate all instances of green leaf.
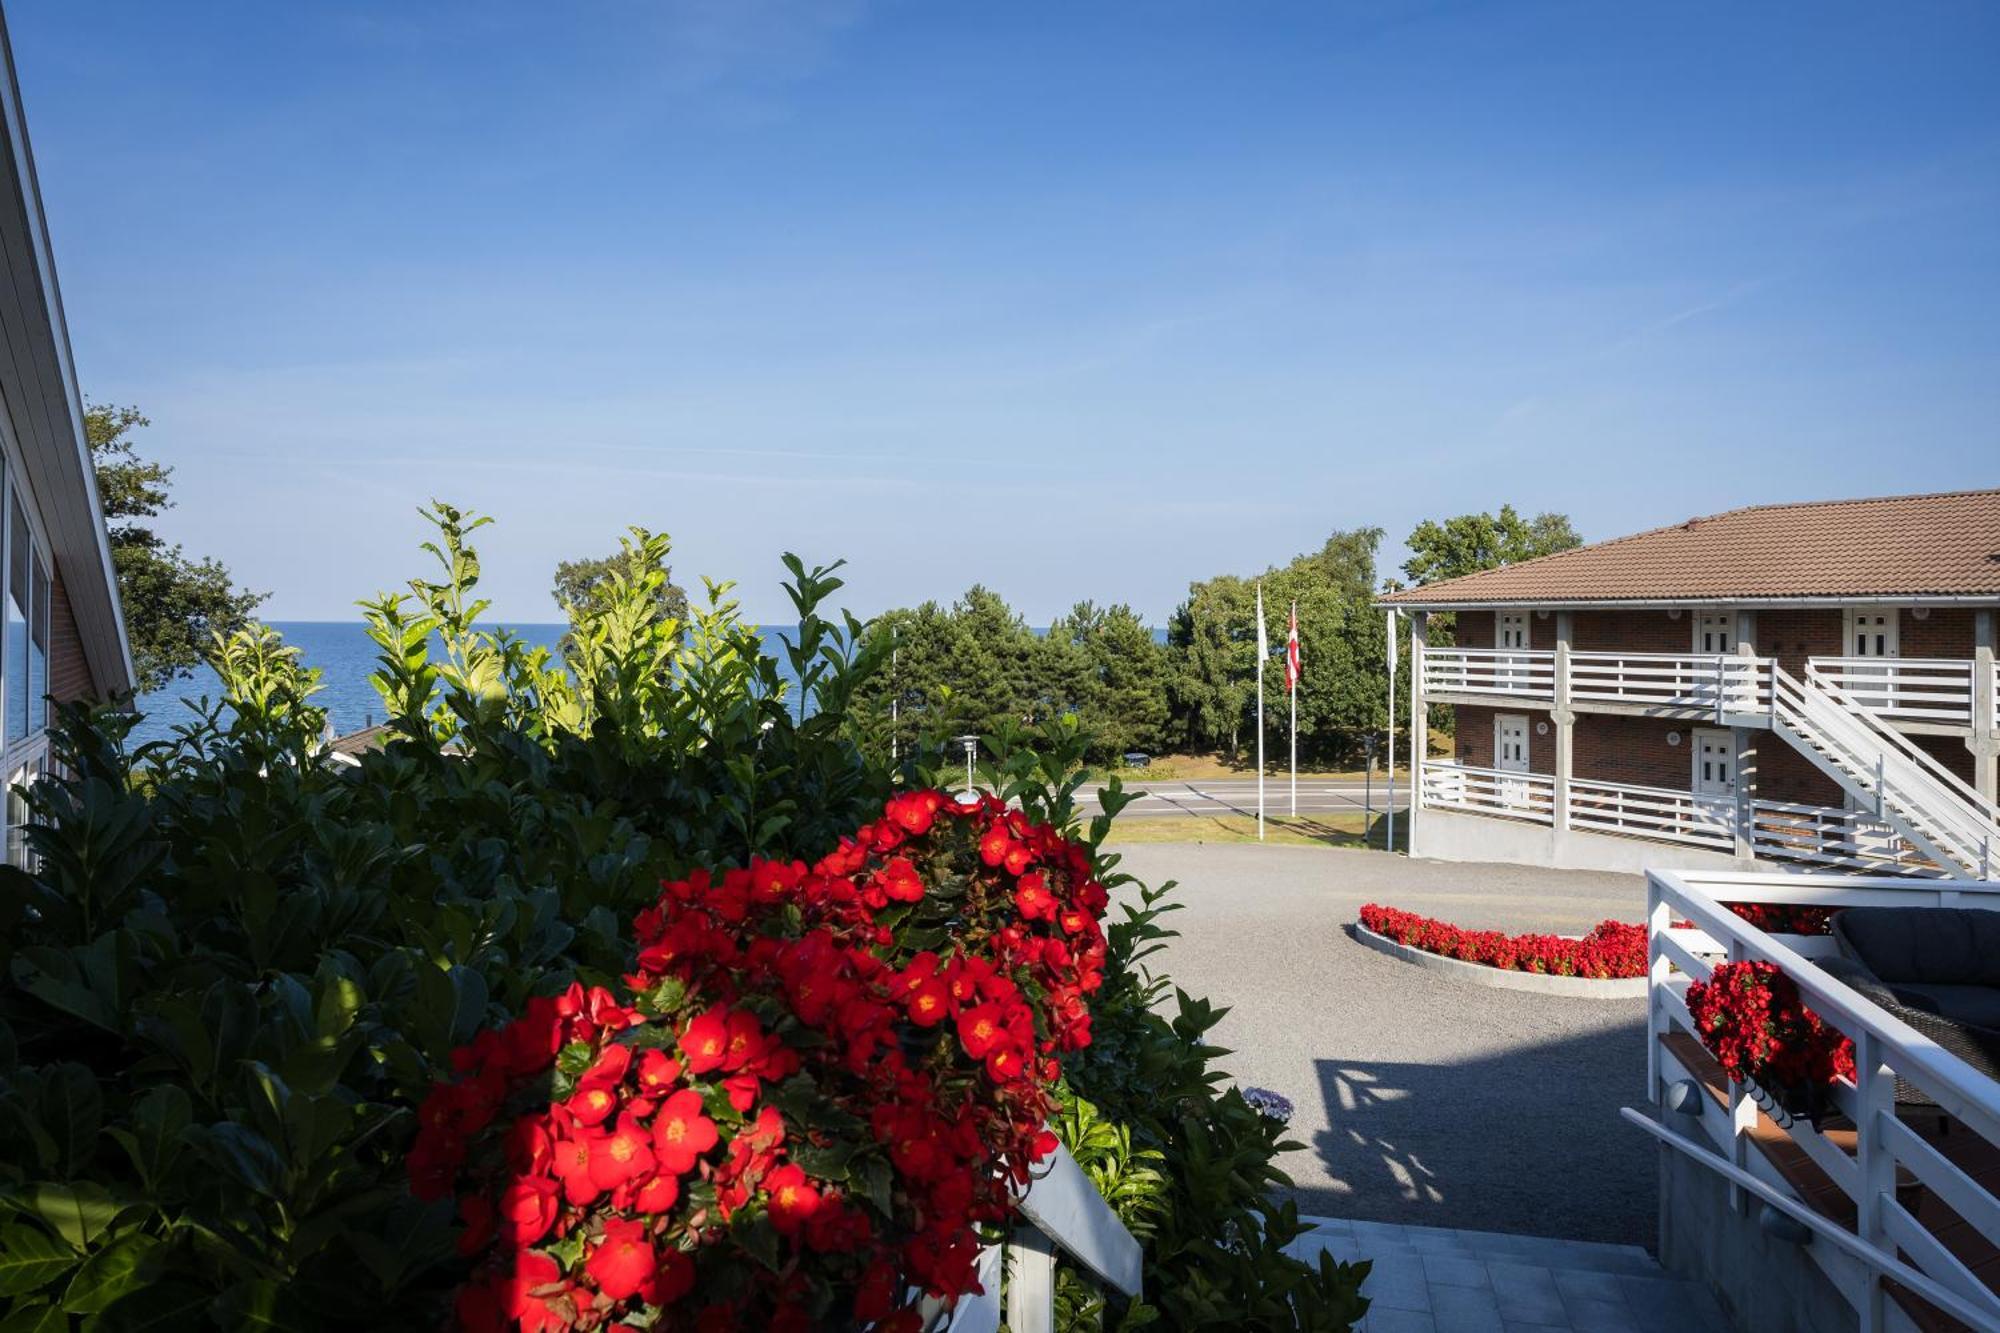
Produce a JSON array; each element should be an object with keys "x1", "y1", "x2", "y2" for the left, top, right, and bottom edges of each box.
[
  {"x1": 212, "y1": 1278, "x2": 310, "y2": 1330},
  {"x1": 854, "y1": 1155, "x2": 893, "y2": 1217},
  {"x1": 92, "y1": 1279, "x2": 213, "y2": 1331},
  {"x1": 42, "y1": 1063, "x2": 102, "y2": 1176},
  {"x1": 186, "y1": 1123, "x2": 287, "y2": 1199},
  {"x1": 24, "y1": 1182, "x2": 120, "y2": 1250},
  {"x1": 729, "y1": 1210, "x2": 781, "y2": 1273},
  {"x1": 787, "y1": 1140, "x2": 855, "y2": 1183},
  {"x1": 0, "y1": 1223, "x2": 77, "y2": 1296},
  {"x1": 0, "y1": 1303, "x2": 64, "y2": 1333},
  {"x1": 313, "y1": 973, "x2": 364, "y2": 1040},
  {"x1": 111, "y1": 1085, "x2": 192, "y2": 1191},
  {"x1": 62, "y1": 1232, "x2": 158, "y2": 1314},
  {"x1": 447, "y1": 966, "x2": 488, "y2": 1047}
]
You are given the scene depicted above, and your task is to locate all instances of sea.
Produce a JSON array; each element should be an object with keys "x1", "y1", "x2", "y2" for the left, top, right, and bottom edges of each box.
[{"x1": 126, "y1": 622, "x2": 803, "y2": 747}]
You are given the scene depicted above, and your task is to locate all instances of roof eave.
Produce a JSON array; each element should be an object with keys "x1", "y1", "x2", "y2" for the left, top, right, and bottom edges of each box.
[
  {"x1": 0, "y1": 23, "x2": 134, "y2": 698},
  {"x1": 1377, "y1": 593, "x2": 2000, "y2": 613}
]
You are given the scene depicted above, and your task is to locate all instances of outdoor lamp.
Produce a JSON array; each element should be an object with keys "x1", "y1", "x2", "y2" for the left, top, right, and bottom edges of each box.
[{"x1": 1662, "y1": 1079, "x2": 1705, "y2": 1118}]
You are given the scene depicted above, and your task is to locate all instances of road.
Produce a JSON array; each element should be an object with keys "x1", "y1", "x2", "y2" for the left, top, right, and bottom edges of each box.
[{"x1": 1079, "y1": 776, "x2": 1410, "y2": 820}]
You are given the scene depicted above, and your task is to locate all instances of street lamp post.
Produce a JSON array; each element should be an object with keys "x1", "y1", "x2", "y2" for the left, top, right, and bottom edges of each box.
[{"x1": 955, "y1": 734, "x2": 980, "y2": 797}]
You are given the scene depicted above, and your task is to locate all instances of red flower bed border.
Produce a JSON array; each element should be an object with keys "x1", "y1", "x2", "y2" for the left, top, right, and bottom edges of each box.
[{"x1": 1357, "y1": 905, "x2": 1645, "y2": 980}]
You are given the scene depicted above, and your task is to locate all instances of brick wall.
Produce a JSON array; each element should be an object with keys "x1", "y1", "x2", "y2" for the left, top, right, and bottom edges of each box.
[
  {"x1": 1570, "y1": 610, "x2": 1690, "y2": 653},
  {"x1": 1573, "y1": 714, "x2": 1693, "y2": 788},
  {"x1": 1900, "y1": 607, "x2": 1976, "y2": 658},
  {"x1": 1450, "y1": 704, "x2": 1554, "y2": 774},
  {"x1": 1750, "y1": 735, "x2": 1844, "y2": 807},
  {"x1": 1912, "y1": 732, "x2": 1976, "y2": 785},
  {"x1": 1457, "y1": 610, "x2": 1492, "y2": 649},
  {"x1": 1753, "y1": 609, "x2": 1844, "y2": 678},
  {"x1": 47, "y1": 570, "x2": 94, "y2": 703}
]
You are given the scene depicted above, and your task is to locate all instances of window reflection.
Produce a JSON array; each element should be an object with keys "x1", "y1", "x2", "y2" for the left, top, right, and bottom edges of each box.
[{"x1": 5, "y1": 496, "x2": 25, "y2": 744}]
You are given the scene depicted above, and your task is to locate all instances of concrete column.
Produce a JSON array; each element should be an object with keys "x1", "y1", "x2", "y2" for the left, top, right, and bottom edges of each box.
[
  {"x1": 1410, "y1": 613, "x2": 1428, "y2": 830},
  {"x1": 1972, "y1": 610, "x2": 1997, "y2": 806},
  {"x1": 1734, "y1": 609, "x2": 1758, "y2": 860},
  {"x1": 1553, "y1": 611, "x2": 1575, "y2": 833}
]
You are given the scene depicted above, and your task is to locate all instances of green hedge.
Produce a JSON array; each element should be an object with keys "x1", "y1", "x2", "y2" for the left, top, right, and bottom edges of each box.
[{"x1": 0, "y1": 506, "x2": 1365, "y2": 1330}]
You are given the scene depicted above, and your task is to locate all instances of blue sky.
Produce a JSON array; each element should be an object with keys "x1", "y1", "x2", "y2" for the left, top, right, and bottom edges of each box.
[{"x1": 10, "y1": 1, "x2": 1998, "y2": 623}]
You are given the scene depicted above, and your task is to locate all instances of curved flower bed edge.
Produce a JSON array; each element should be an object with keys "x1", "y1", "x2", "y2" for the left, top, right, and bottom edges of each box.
[{"x1": 1356, "y1": 904, "x2": 1646, "y2": 980}]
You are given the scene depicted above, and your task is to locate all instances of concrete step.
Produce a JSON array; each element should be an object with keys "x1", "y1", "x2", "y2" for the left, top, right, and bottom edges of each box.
[{"x1": 1293, "y1": 1216, "x2": 1731, "y2": 1332}]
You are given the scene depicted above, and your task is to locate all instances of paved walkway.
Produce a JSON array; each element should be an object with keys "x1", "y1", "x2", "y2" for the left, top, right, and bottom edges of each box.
[
  {"x1": 1287, "y1": 1217, "x2": 1725, "y2": 1332},
  {"x1": 1104, "y1": 843, "x2": 1660, "y2": 1247}
]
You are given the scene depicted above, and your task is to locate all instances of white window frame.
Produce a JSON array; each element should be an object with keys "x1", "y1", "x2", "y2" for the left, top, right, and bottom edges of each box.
[{"x1": 0, "y1": 423, "x2": 59, "y2": 867}]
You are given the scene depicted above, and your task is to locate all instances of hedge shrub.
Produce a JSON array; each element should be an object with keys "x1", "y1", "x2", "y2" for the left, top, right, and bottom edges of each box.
[{"x1": 0, "y1": 505, "x2": 1366, "y2": 1330}]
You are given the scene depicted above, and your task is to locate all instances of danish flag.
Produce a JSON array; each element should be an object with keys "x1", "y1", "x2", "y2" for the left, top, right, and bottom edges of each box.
[{"x1": 1284, "y1": 601, "x2": 1301, "y2": 694}]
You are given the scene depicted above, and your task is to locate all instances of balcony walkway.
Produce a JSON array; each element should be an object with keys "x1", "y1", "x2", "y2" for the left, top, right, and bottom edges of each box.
[{"x1": 1106, "y1": 842, "x2": 1659, "y2": 1246}]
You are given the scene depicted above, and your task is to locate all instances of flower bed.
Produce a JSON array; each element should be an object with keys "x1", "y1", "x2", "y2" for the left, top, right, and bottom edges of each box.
[{"x1": 1357, "y1": 904, "x2": 1646, "y2": 979}]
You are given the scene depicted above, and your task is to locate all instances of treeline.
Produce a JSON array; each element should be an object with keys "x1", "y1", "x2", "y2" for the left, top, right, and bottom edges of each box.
[{"x1": 853, "y1": 506, "x2": 1579, "y2": 767}]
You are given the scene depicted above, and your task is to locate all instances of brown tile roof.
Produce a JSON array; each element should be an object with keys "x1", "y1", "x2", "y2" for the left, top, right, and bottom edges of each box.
[{"x1": 1380, "y1": 488, "x2": 2000, "y2": 606}]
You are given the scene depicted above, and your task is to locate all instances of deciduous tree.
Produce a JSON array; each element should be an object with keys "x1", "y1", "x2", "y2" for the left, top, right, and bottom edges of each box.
[{"x1": 87, "y1": 403, "x2": 266, "y2": 693}]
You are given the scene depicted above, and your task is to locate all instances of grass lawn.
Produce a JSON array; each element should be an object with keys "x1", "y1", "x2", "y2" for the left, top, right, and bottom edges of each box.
[{"x1": 1102, "y1": 810, "x2": 1406, "y2": 851}]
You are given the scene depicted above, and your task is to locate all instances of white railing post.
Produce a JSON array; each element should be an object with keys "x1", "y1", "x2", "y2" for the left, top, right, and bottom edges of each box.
[
  {"x1": 1004, "y1": 1226, "x2": 1056, "y2": 1333},
  {"x1": 1854, "y1": 1031, "x2": 1893, "y2": 1333}
]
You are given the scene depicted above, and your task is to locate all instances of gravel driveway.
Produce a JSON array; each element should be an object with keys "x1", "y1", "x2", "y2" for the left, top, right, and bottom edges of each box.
[{"x1": 1103, "y1": 843, "x2": 1660, "y2": 1249}]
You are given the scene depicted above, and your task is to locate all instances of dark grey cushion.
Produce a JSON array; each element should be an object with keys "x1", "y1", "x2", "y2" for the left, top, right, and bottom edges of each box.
[
  {"x1": 1884, "y1": 982, "x2": 2000, "y2": 1031},
  {"x1": 1834, "y1": 907, "x2": 2000, "y2": 986}
]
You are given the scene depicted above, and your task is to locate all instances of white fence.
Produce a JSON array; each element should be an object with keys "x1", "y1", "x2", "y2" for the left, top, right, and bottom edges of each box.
[
  {"x1": 1807, "y1": 657, "x2": 1977, "y2": 727},
  {"x1": 1641, "y1": 870, "x2": 2000, "y2": 1333},
  {"x1": 939, "y1": 1136, "x2": 1142, "y2": 1333},
  {"x1": 1420, "y1": 647, "x2": 1557, "y2": 700}
]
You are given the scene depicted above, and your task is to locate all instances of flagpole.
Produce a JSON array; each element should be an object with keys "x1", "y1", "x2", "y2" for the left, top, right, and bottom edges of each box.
[
  {"x1": 1256, "y1": 582, "x2": 1266, "y2": 842},
  {"x1": 1386, "y1": 610, "x2": 1398, "y2": 854},
  {"x1": 1289, "y1": 601, "x2": 1298, "y2": 818}
]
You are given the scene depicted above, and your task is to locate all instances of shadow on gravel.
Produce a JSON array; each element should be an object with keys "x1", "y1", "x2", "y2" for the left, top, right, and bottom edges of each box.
[{"x1": 1290, "y1": 1021, "x2": 1659, "y2": 1249}]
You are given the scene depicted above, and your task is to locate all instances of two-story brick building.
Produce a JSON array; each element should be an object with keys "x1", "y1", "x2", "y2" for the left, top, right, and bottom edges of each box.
[{"x1": 1380, "y1": 490, "x2": 2000, "y2": 878}]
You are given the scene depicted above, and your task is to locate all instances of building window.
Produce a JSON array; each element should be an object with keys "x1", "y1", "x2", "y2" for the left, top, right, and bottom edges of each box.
[
  {"x1": 5, "y1": 494, "x2": 25, "y2": 745},
  {"x1": 29, "y1": 550, "x2": 46, "y2": 734}
]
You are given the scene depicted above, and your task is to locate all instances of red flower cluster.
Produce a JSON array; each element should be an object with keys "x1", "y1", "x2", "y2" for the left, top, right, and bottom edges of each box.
[
  {"x1": 1685, "y1": 960, "x2": 1856, "y2": 1092},
  {"x1": 1357, "y1": 904, "x2": 1646, "y2": 979},
  {"x1": 411, "y1": 790, "x2": 1109, "y2": 1331},
  {"x1": 1721, "y1": 902, "x2": 1839, "y2": 936}
]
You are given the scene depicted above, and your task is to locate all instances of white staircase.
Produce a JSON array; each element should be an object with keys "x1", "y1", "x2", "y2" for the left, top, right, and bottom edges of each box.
[{"x1": 1768, "y1": 663, "x2": 2000, "y2": 879}]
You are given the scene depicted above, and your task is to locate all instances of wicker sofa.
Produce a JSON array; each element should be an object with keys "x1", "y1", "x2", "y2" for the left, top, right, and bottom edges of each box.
[{"x1": 1816, "y1": 906, "x2": 2000, "y2": 1102}]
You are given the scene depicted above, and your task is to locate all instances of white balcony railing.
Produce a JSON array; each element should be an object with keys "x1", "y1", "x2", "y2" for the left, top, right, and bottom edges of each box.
[
  {"x1": 1420, "y1": 647, "x2": 1557, "y2": 700},
  {"x1": 1567, "y1": 651, "x2": 1772, "y2": 716},
  {"x1": 1418, "y1": 765, "x2": 1952, "y2": 875},
  {"x1": 1747, "y1": 799, "x2": 1937, "y2": 875},
  {"x1": 1807, "y1": 657, "x2": 1978, "y2": 727},
  {"x1": 1566, "y1": 776, "x2": 1737, "y2": 851},
  {"x1": 1419, "y1": 759, "x2": 1555, "y2": 824},
  {"x1": 1640, "y1": 870, "x2": 2000, "y2": 1333},
  {"x1": 1417, "y1": 645, "x2": 1990, "y2": 734}
]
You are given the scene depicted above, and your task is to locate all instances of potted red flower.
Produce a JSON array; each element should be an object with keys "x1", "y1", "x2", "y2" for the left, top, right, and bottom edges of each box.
[{"x1": 1685, "y1": 960, "x2": 1856, "y2": 1126}]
